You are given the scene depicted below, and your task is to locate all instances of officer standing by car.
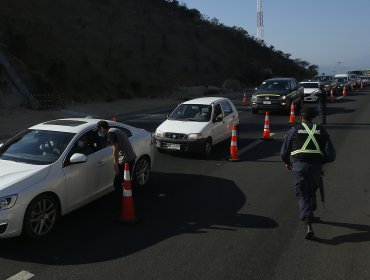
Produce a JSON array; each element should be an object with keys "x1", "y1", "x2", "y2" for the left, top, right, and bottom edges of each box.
[
  {"x1": 318, "y1": 84, "x2": 328, "y2": 124},
  {"x1": 280, "y1": 107, "x2": 336, "y2": 239},
  {"x1": 95, "y1": 121, "x2": 137, "y2": 214}
]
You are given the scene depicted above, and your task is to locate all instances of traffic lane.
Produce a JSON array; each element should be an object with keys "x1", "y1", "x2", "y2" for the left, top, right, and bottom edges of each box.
[
  {"x1": 272, "y1": 87, "x2": 370, "y2": 280},
  {"x1": 1, "y1": 88, "x2": 369, "y2": 279},
  {"x1": 0, "y1": 171, "x2": 277, "y2": 272}
]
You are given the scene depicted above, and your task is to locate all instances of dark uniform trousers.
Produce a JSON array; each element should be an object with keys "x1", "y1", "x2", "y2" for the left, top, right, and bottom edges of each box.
[{"x1": 292, "y1": 160, "x2": 322, "y2": 220}]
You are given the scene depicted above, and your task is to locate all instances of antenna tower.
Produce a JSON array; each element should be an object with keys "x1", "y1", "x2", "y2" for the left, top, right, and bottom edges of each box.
[{"x1": 257, "y1": 0, "x2": 264, "y2": 43}]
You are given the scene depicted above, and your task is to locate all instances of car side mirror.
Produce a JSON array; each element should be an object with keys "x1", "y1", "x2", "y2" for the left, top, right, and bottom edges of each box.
[
  {"x1": 0, "y1": 143, "x2": 3, "y2": 148},
  {"x1": 70, "y1": 153, "x2": 87, "y2": 164}
]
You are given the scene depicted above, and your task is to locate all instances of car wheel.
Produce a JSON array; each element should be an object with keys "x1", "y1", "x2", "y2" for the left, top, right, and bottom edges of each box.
[
  {"x1": 251, "y1": 108, "x2": 258, "y2": 114},
  {"x1": 23, "y1": 194, "x2": 60, "y2": 239},
  {"x1": 203, "y1": 138, "x2": 212, "y2": 158},
  {"x1": 133, "y1": 156, "x2": 151, "y2": 187}
]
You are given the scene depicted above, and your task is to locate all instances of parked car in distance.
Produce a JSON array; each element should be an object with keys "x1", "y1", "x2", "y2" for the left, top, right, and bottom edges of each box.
[
  {"x1": 250, "y1": 77, "x2": 301, "y2": 114},
  {"x1": 298, "y1": 80, "x2": 321, "y2": 102},
  {"x1": 360, "y1": 75, "x2": 369, "y2": 87},
  {"x1": 154, "y1": 97, "x2": 239, "y2": 157},
  {"x1": 312, "y1": 75, "x2": 337, "y2": 94},
  {"x1": 348, "y1": 73, "x2": 361, "y2": 88},
  {"x1": 334, "y1": 74, "x2": 351, "y2": 91},
  {"x1": 0, "y1": 118, "x2": 154, "y2": 239}
]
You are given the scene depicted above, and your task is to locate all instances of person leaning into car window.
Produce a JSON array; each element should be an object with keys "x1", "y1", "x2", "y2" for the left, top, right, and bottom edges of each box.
[{"x1": 95, "y1": 121, "x2": 136, "y2": 211}]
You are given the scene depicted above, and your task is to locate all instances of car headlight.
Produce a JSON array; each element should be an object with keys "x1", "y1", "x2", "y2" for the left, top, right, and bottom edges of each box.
[
  {"x1": 155, "y1": 130, "x2": 165, "y2": 138},
  {"x1": 281, "y1": 95, "x2": 287, "y2": 100},
  {"x1": 251, "y1": 95, "x2": 257, "y2": 101},
  {"x1": 0, "y1": 195, "x2": 18, "y2": 211},
  {"x1": 187, "y1": 133, "x2": 202, "y2": 140}
]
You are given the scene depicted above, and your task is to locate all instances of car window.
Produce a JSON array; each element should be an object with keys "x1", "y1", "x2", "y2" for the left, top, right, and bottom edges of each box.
[
  {"x1": 260, "y1": 81, "x2": 289, "y2": 91},
  {"x1": 0, "y1": 129, "x2": 75, "y2": 165},
  {"x1": 221, "y1": 100, "x2": 233, "y2": 116},
  {"x1": 71, "y1": 130, "x2": 102, "y2": 156},
  {"x1": 168, "y1": 104, "x2": 212, "y2": 122},
  {"x1": 213, "y1": 104, "x2": 223, "y2": 118},
  {"x1": 300, "y1": 83, "x2": 319, "y2": 89}
]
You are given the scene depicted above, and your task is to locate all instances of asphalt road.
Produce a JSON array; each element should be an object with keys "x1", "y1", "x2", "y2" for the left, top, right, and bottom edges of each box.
[{"x1": 1, "y1": 88, "x2": 370, "y2": 280}]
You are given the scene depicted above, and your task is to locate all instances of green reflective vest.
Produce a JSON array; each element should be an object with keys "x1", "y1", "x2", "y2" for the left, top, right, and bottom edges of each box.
[{"x1": 291, "y1": 123, "x2": 323, "y2": 156}]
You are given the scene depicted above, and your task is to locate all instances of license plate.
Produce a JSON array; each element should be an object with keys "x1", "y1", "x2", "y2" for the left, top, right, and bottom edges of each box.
[
  {"x1": 263, "y1": 101, "x2": 271, "y2": 104},
  {"x1": 167, "y1": 143, "x2": 180, "y2": 150}
]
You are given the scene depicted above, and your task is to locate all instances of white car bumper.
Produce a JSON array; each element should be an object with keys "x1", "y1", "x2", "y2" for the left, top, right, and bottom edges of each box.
[{"x1": 0, "y1": 203, "x2": 27, "y2": 238}]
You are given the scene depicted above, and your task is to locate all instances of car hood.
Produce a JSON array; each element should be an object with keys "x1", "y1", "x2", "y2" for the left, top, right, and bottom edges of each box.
[
  {"x1": 156, "y1": 120, "x2": 208, "y2": 134},
  {"x1": 304, "y1": 88, "x2": 320, "y2": 94},
  {"x1": 0, "y1": 160, "x2": 50, "y2": 193},
  {"x1": 254, "y1": 89, "x2": 288, "y2": 96}
]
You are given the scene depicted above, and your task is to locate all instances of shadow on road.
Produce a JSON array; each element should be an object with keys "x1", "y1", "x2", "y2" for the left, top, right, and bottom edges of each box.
[
  {"x1": 0, "y1": 172, "x2": 277, "y2": 265},
  {"x1": 311, "y1": 219, "x2": 370, "y2": 245}
]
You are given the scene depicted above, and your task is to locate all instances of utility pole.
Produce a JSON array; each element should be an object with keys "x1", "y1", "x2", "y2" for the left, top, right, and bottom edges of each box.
[{"x1": 257, "y1": 0, "x2": 264, "y2": 44}]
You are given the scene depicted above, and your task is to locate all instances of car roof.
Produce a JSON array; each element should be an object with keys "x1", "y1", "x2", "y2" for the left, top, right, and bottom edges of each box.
[
  {"x1": 264, "y1": 77, "x2": 296, "y2": 82},
  {"x1": 300, "y1": 79, "x2": 318, "y2": 83},
  {"x1": 29, "y1": 118, "x2": 124, "y2": 133},
  {"x1": 182, "y1": 97, "x2": 228, "y2": 105}
]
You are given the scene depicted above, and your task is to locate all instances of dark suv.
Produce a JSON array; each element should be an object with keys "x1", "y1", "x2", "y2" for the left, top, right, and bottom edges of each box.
[{"x1": 250, "y1": 77, "x2": 302, "y2": 114}]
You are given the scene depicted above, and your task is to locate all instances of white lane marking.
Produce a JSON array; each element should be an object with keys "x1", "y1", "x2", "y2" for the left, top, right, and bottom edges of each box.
[
  {"x1": 237, "y1": 133, "x2": 276, "y2": 156},
  {"x1": 336, "y1": 96, "x2": 344, "y2": 100},
  {"x1": 6, "y1": 271, "x2": 34, "y2": 280},
  {"x1": 238, "y1": 139, "x2": 262, "y2": 155}
]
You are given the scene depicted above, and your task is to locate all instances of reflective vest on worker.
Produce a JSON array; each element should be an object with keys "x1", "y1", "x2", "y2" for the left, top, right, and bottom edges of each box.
[{"x1": 290, "y1": 123, "x2": 323, "y2": 160}]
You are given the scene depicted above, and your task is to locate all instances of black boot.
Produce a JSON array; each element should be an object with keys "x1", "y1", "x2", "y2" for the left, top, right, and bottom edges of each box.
[
  {"x1": 304, "y1": 217, "x2": 314, "y2": 239},
  {"x1": 305, "y1": 224, "x2": 314, "y2": 239}
]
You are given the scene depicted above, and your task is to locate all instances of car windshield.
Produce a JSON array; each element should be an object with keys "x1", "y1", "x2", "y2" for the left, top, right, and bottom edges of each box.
[
  {"x1": 315, "y1": 76, "x2": 330, "y2": 81},
  {"x1": 300, "y1": 83, "x2": 318, "y2": 89},
  {"x1": 336, "y1": 77, "x2": 347, "y2": 82},
  {"x1": 0, "y1": 129, "x2": 75, "y2": 165},
  {"x1": 259, "y1": 80, "x2": 290, "y2": 91},
  {"x1": 168, "y1": 104, "x2": 212, "y2": 122}
]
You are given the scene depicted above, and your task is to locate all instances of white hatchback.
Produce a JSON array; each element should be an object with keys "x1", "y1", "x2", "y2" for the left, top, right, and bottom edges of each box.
[
  {"x1": 154, "y1": 97, "x2": 239, "y2": 157},
  {"x1": 0, "y1": 118, "x2": 154, "y2": 239}
]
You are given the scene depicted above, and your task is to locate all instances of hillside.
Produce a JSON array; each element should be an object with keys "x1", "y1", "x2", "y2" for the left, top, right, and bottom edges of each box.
[{"x1": 0, "y1": 0, "x2": 316, "y2": 105}]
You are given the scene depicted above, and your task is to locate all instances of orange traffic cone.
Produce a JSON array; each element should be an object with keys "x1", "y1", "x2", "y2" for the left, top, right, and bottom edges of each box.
[
  {"x1": 342, "y1": 85, "x2": 347, "y2": 97},
  {"x1": 361, "y1": 82, "x2": 364, "y2": 89},
  {"x1": 261, "y1": 112, "x2": 272, "y2": 140},
  {"x1": 229, "y1": 124, "x2": 240, "y2": 161},
  {"x1": 242, "y1": 93, "x2": 247, "y2": 106},
  {"x1": 120, "y1": 163, "x2": 138, "y2": 223},
  {"x1": 289, "y1": 101, "x2": 295, "y2": 124},
  {"x1": 329, "y1": 88, "x2": 334, "y2": 103},
  {"x1": 113, "y1": 117, "x2": 117, "y2": 122}
]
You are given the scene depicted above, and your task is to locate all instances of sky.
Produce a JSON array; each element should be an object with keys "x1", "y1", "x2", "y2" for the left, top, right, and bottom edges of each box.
[{"x1": 180, "y1": 0, "x2": 370, "y2": 75}]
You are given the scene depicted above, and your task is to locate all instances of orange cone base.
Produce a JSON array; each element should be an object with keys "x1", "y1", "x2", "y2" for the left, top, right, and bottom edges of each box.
[
  {"x1": 228, "y1": 157, "x2": 241, "y2": 162},
  {"x1": 118, "y1": 197, "x2": 140, "y2": 224},
  {"x1": 261, "y1": 131, "x2": 273, "y2": 140}
]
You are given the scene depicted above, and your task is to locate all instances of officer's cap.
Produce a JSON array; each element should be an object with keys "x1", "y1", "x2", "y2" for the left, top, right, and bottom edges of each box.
[{"x1": 300, "y1": 107, "x2": 316, "y2": 121}]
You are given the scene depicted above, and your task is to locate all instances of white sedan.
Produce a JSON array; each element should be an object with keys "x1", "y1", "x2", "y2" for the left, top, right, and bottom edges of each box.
[
  {"x1": 0, "y1": 118, "x2": 154, "y2": 239},
  {"x1": 154, "y1": 97, "x2": 239, "y2": 157}
]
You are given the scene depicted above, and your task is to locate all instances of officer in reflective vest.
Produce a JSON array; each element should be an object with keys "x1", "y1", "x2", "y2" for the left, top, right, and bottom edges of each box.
[
  {"x1": 280, "y1": 106, "x2": 336, "y2": 239},
  {"x1": 318, "y1": 84, "x2": 328, "y2": 124}
]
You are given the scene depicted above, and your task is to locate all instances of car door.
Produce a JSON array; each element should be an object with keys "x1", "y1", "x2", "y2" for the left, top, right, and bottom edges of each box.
[
  {"x1": 220, "y1": 100, "x2": 236, "y2": 141},
  {"x1": 210, "y1": 103, "x2": 226, "y2": 144},
  {"x1": 63, "y1": 130, "x2": 113, "y2": 212}
]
